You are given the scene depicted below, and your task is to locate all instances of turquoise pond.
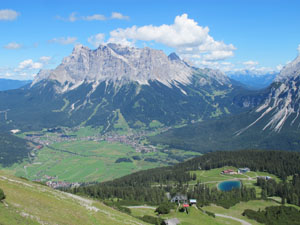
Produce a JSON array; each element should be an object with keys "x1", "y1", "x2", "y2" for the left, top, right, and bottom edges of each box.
[{"x1": 218, "y1": 180, "x2": 241, "y2": 191}]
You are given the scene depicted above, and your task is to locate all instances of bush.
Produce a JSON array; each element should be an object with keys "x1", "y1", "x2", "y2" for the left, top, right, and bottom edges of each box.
[
  {"x1": 155, "y1": 202, "x2": 174, "y2": 214},
  {"x1": 205, "y1": 210, "x2": 215, "y2": 218},
  {"x1": 115, "y1": 158, "x2": 132, "y2": 163},
  {"x1": 103, "y1": 200, "x2": 131, "y2": 214},
  {"x1": 0, "y1": 188, "x2": 5, "y2": 201},
  {"x1": 139, "y1": 215, "x2": 163, "y2": 225}
]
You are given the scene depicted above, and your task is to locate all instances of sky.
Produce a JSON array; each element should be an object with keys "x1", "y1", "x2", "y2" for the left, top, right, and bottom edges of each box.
[{"x1": 0, "y1": 0, "x2": 300, "y2": 80}]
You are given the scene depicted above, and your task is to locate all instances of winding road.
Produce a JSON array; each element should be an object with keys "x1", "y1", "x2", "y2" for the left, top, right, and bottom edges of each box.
[
  {"x1": 215, "y1": 213, "x2": 252, "y2": 225},
  {"x1": 127, "y1": 205, "x2": 252, "y2": 225}
]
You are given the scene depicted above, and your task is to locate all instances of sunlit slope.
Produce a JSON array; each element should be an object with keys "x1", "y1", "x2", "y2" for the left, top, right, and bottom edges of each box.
[{"x1": 0, "y1": 171, "x2": 147, "y2": 225}]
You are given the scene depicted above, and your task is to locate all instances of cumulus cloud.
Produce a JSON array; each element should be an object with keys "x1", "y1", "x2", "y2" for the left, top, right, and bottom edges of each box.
[
  {"x1": 3, "y1": 42, "x2": 22, "y2": 49},
  {"x1": 0, "y1": 9, "x2": 19, "y2": 21},
  {"x1": 111, "y1": 12, "x2": 129, "y2": 20},
  {"x1": 108, "y1": 14, "x2": 235, "y2": 62},
  {"x1": 18, "y1": 59, "x2": 43, "y2": 70},
  {"x1": 0, "y1": 57, "x2": 47, "y2": 80},
  {"x1": 83, "y1": 14, "x2": 106, "y2": 21},
  {"x1": 48, "y1": 37, "x2": 77, "y2": 45},
  {"x1": 88, "y1": 33, "x2": 105, "y2": 47}
]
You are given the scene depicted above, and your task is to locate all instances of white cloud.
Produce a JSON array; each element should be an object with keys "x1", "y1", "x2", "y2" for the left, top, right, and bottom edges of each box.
[
  {"x1": 83, "y1": 14, "x2": 106, "y2": 21},
  {"x1": 3, "y1": 42, "x2": 22, "y2": 49},
  {"x1": 57, "y1": 12, "x2": 128, "y2": 22},
  {"x1": 0, "y1": 9, "x2": 19, "y2": 21},
  {"x1": 243, "y1": 61, "x2": 259, "y2": 66},
  {"x1": 276, "y1": 64, "x2": 283, "y2": 71},
  {"x1": 39, "y1": 56, "x2": 52, "y2": 63},
  {"x1": 111, "y1": 12, "x2": 129, "y2": 20},
  {"x1": 88, "y1": 33, "x2": 105, "y2": 47},
  {"x1": 18, "y1": 59, "x2": 43, "y2": 70},
  {"x1": 108, "y1": 14, "x2": 235, "y2": 62},
  {"x1": 56, "y1": 12, "x2": 77, "y2": 22},
  {"x1": 0, "y1": 58, "x2": 46, "y2": 80},
  {"x1": 68, "y1": 12, "x2": 77, "y2": 22},
  {"x1": 298, "y1": 44, "x2": 300, "y2": 55},
  {"x1": 48, "y1": 37, "x2": 77, "y2": 45}
]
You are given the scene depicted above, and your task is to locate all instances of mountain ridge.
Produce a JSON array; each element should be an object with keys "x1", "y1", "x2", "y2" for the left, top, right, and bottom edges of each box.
[
  {"x1": 150, "y1": 55, "x2": 300, "y2": 152},
  {"x1": 0, "y1": 44, "x2": 254, "y2": 132}
]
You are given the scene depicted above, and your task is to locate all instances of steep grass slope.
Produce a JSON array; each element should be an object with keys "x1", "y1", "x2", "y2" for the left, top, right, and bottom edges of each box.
[{"x1": 0, "y1": 170, "x2": 147, "y2": 225}]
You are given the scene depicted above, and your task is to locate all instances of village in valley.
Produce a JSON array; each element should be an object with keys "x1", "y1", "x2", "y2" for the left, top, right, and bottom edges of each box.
[
  {"x1": 11, "y1": 126, "x2": 172, "y2": 189},
  {"x1": 20, "y1": 126, "x2": 161, "y2": 154}
]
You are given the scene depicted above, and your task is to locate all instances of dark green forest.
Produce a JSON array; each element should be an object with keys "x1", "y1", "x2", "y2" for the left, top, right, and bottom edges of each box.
[
  {"x1": 243, "y1": 206, "x2": 300, "y2": 225},
  {"x1": 0, "y1": 133, "x2": 34, "y2": 167},
  {"x1": 67, "y1": 150, "x2": 300, "y2": 208},
  {"x1": 257, "y1": 174, "x2": 300, "y2": 206}
]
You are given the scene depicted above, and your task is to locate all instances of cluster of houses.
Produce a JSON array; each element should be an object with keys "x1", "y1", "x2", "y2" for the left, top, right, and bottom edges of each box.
[
  {"x1": 170, "y1": 194, "x2": 197, "y2": 206},
  {"x1": 221, "y1": 167, "x2": 251, "y2": 175},
  {"x1": 45, "y1": 180, "x2": 81, "y2": 189},
  {"x1": 220, "y1": 167, "x2": 272, "y2": 180}
]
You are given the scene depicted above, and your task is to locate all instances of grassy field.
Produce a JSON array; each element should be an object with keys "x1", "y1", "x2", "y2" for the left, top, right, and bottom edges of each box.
[
  {"x1": 11, "y1": 140, "x2": 174, "y2": 182},
  {"x1": 130, "y1": 206, "x2": 243, "y2": 225},
  {"x1": 203, "y1": 200, "x2": 281, "y2": 225},
  {"x1": 9, "y1": 139, "x2": 199, "y2": 183},
  {"x1": 0, "y1": 171, "x2": 148, "y2": 225}
]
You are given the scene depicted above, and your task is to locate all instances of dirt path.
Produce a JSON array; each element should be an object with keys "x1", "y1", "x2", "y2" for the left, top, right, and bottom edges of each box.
[
  {"x1": 215, "y1": 213, "x2": 252, "y2": 225},
  {"x1": 127, "y1": 206, "x2": 156, "y2": 209}
]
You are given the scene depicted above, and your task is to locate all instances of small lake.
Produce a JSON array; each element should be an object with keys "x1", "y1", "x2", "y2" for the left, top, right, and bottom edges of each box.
[{"x1": 218, "y1": 180, "x2": 241, "y2": 191}]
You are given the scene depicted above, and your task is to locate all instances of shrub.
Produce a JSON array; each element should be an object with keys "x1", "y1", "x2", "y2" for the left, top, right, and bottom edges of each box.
[{"x1": 0, "y1": 188, "x2": 5, "y2": 201}]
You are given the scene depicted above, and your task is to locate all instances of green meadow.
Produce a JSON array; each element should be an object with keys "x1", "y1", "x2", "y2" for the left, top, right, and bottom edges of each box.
[{"x1": 9, "y1": 139, "x2": 199, "y2": 183}]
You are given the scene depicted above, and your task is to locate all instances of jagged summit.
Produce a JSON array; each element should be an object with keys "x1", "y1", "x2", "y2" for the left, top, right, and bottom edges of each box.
[
  {"x1": 276, "y1": 55, "x2": 300, "y2": 82},
  {"x1": 238, "y1": 55, "x2": 300, "y2": 134},
  {"x1": 32, "y1": 43, "x2": 194, "y2": 90},
  {"x1": 168, "y1": 52, "x2": 181, "y2": 61}
]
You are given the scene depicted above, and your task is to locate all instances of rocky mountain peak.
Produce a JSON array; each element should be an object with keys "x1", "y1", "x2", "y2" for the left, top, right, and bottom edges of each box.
[
  {"x1": 275, "y1": 55, "x2": 300, "y2": 82},
  {"x1": 32, "y1": 43, "x2": 195, "y2": 91},
  {"x1": 238, "y1": 55, "x2": 300, "y2": 134},
  {"x1": 168, "y1": 52, "x2": 181, "y2": 61}
]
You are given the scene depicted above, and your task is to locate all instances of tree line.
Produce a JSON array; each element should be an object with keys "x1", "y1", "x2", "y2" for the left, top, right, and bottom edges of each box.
[
  {"x1": 257, "y1": 174, "x2": 300, "y2": 206},
  {"x1": 66, "y1": 150, "x2": 300, "y2": 207}
]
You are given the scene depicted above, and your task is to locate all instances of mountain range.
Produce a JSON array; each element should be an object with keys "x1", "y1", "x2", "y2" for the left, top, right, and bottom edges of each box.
[
  {"x1": 151, "y1": 55, "x2": 300, "y2": 152},
  {"x1": 0, "y1": 44, "x2": 255, "y2": 132},
  {"x1": 227, "y1": 71, "x2": 277, "y2": 90},
  {"x1": 0, "y1": 79, "x2": 31, "y2": 91},
  {"x1": 0, "y1": 44, "x2": 300, "y2": 153}
]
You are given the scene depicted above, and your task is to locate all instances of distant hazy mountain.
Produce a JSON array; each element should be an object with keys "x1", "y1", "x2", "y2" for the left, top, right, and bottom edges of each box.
[
  {"x1": 150, "y1": 55, "x2": 300, "y2": 152},
  {"x1": 0, "y1": 44, "x2": 253, "y2": 132},
  {"x1": 227, "y1": 70, "x2": 277, "y2": 90},
  {"x1": 0, "y1": 78, "x2": 31, "y2": 91}
]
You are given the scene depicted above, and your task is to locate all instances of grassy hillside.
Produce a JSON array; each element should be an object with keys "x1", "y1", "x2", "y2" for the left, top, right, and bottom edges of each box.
[{"x1": 0, "y1": 170, "x2": 147, "y2": 225}]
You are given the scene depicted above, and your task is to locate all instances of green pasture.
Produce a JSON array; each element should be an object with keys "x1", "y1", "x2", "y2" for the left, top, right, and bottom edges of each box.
[
  {"x1": 11, "y1": 140, "x2": 191, "y2": 182},
  {"x1": 203, "y1": 200, "x2": 281, "y2": 225}
]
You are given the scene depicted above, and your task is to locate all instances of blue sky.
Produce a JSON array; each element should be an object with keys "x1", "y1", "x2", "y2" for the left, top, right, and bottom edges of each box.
[{"x1": 1, "y1": 0, "x2": 300, "y2": 80}]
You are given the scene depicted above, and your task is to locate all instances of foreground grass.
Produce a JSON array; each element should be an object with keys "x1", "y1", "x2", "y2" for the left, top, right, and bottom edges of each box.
[
  {"x1": 130, "y1": 206, "x2": 242, "y2": 225},
  {"x1": 0, "y1": 171, "x2": 147, "y2": 225},
  {"x1": 203, "y1": 200, "x2": 281, "y2": 225}
]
